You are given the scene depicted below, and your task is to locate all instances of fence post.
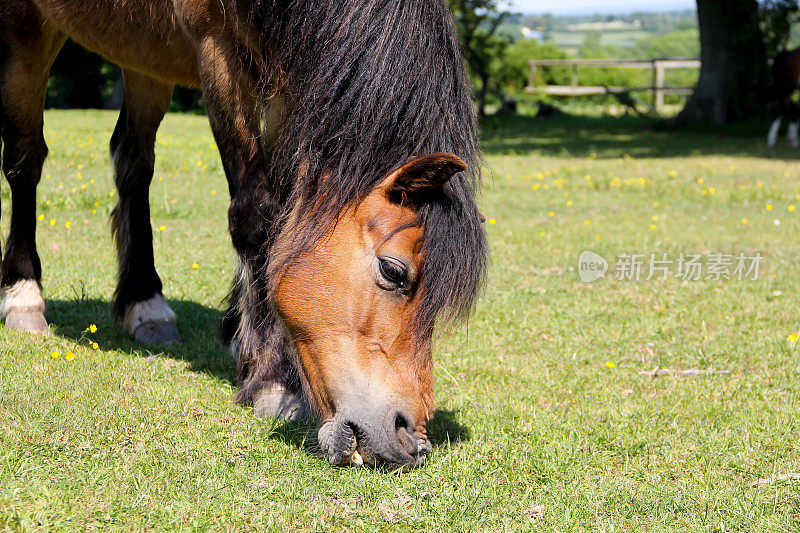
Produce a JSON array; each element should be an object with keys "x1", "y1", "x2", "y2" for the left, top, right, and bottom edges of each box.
[
  {"x1": 653, "y1": 60, "x2": 665, "y2": 113},
  {"x1": 529, "y1": 62, "x2": 538, "y2": 90},
  {"x1": 571, "y1": 64, "x2": 579, "y2": 89}
]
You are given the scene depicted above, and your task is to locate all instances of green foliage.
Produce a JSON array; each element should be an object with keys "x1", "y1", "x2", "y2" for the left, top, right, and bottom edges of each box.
[
  {"x1": 494, "y1": 39, "x2": 569, "y2": 93},
  {"x1": 636, "y1": 29, "x2": 701, "y2": 59},
  {"x1": 574, "y1": 35, "x2": 644, "y2": 93},
  {"x1": 759, "y1": 0, "x2": 800, "y2": 56},
  {"x1": 635, "y1": 30, "x2": 701, "y2": 102}
]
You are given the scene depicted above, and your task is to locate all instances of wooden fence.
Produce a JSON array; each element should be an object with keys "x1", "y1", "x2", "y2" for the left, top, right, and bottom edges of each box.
[{"x1": 525, "y1": 58, "x2": 701, "y2": 114}]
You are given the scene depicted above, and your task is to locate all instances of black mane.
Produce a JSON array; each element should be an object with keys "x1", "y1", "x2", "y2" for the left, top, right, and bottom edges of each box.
[{"x1": 255, "y1": 0, "x2": 487, "y2": 337}]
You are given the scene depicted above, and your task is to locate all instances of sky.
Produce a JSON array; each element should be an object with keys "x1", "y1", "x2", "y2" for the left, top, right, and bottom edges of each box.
[{"x1": 506, "y1": 0, "x2": 695, "y2": 15}]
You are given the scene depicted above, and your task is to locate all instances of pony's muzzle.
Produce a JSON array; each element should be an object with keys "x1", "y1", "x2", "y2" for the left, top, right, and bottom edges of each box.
[{"x1": 318, "y1": 408, "x2": 430, "y2": 471}]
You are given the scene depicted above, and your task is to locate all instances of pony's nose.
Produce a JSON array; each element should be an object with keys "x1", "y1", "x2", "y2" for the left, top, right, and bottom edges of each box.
[{"x1": 318, "y1": 407, "x2": 427, "y2": 470}]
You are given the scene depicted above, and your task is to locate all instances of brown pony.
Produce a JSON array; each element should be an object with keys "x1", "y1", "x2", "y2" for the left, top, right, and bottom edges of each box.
[
  {"x1": 767, "y1": 47, "x2": 800, "y2": 148},
  {"x1": 0, "y1": 0, "x2": 487, "y2": 470}
]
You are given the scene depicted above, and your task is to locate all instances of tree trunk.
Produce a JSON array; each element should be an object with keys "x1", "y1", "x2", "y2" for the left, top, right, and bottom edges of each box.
[{"x1": 673, "y1": 0, "x2": 767, "y2": 125}]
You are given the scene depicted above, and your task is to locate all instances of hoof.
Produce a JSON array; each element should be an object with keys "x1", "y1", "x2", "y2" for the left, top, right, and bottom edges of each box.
[
  {"x1": 133, "y1": 321, "x2": 181, "y2": 345},
  {"x1": 123, "y1": 295, "x2": 180, "y2": 345},
  {"x1": 253, "y1": 384, "x2": 309, "y2": 421},
  {"x1": 4, "y1": 311, "x2": 48, "y2": 333}
]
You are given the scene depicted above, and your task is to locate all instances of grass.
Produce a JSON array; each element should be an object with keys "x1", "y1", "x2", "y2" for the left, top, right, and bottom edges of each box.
[{"x1": 1, "y1": 110, "x2": 800, "y2": 531}]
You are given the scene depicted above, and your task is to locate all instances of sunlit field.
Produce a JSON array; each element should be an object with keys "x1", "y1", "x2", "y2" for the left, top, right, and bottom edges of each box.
[{"x1": 1, "y1": 110, "x2": 799, "y2": 530}]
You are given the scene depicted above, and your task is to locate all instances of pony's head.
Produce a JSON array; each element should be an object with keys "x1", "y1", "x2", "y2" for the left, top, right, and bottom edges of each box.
[
  {"x1": 251, "y1": 0, "x2": 486, "y2": 470},
  {"x1": 270, "y1": 153, "x2": 481, "y2": 470}
]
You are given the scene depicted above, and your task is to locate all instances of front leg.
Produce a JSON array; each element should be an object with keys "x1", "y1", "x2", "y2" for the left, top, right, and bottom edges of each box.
[
  {"x1": 0, "y1": 20, "x2": 65, "y2": 333},
  {"x1": 196, "y1": 33, "x2": 307, "y2": 420}
]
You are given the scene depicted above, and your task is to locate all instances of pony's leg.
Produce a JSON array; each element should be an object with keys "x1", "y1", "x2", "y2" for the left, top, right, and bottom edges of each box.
[
  {"x1": 768, "y1": 116, "x2": 782, "y2": 149},
  {"x1": 110, "y1": 69, "x2": 179, "y2": 344},
  {"x1": 197, "y1": 35, "x2": 306, "y2": 420},
  {"x1": 789, "y1": 121, "x2": 800, "y2": 148},
  {"x1": 0, "y1": 17, "x2": 65, "y2": 331}
]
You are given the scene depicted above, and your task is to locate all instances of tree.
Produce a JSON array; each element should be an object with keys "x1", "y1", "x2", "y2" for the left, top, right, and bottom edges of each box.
[
  {"x1": 447, "y1": 0, "x2": 510, "y2": 116},
  {"x1": 673, "y1": 0, "x2": 767, "y2": 125},
  {"x1": 495, "y1": 39, "x2": 569, "y2": 93}
]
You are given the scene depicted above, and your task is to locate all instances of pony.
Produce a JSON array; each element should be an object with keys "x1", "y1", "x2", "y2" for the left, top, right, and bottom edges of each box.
[
  {"x1": 767, "y1": 47, "x2": 800, "y2": 149},
  {"x1": 0, "y1": 0, "x2": 487, "y2": 470}
]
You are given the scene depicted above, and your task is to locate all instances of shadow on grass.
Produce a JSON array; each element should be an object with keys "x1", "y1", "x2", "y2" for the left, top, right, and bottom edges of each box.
[
  {"x1": 44, "y1": 297, "x2": 236, "y2": 385},
  {"x1": 481, "y1": 114, "x2": 799, "y2": 160}
]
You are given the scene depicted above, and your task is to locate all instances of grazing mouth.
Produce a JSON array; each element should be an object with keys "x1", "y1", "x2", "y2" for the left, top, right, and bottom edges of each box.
[{"x1": 318, "y1": 417, "x2": 431, "y2": 470}]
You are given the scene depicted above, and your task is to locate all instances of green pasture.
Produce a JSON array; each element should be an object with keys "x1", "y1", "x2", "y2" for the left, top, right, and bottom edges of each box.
[
  {"x1": 1, "y1": 110, "x2": 800, "y2": 530},
  {"x1": 548, "y1": 30, "x2": 651, "y2": 55}
]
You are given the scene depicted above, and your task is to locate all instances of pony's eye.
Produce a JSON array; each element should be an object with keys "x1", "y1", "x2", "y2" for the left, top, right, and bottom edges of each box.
[{"x1": 378, "y1": 258, "x2": 408, "y2": 289}]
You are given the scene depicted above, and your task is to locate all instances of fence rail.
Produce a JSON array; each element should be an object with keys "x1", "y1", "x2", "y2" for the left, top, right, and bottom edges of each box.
[{"x1": 525, "y1": 58, "x2": 701, "y2": 114}]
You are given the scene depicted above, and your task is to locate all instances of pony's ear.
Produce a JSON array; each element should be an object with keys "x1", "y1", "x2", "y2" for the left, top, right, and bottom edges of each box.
[{"x1": 385, "y1": 153, "x2": 466, "y2": 204}]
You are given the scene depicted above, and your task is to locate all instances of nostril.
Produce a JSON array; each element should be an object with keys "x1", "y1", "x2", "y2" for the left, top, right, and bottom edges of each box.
[
  {"x1": 393, "y1": 410, "x2": 417, "y2": 456},
  {"x1": 393, "y1": 410, "x2": 413, "y2": 432}
]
